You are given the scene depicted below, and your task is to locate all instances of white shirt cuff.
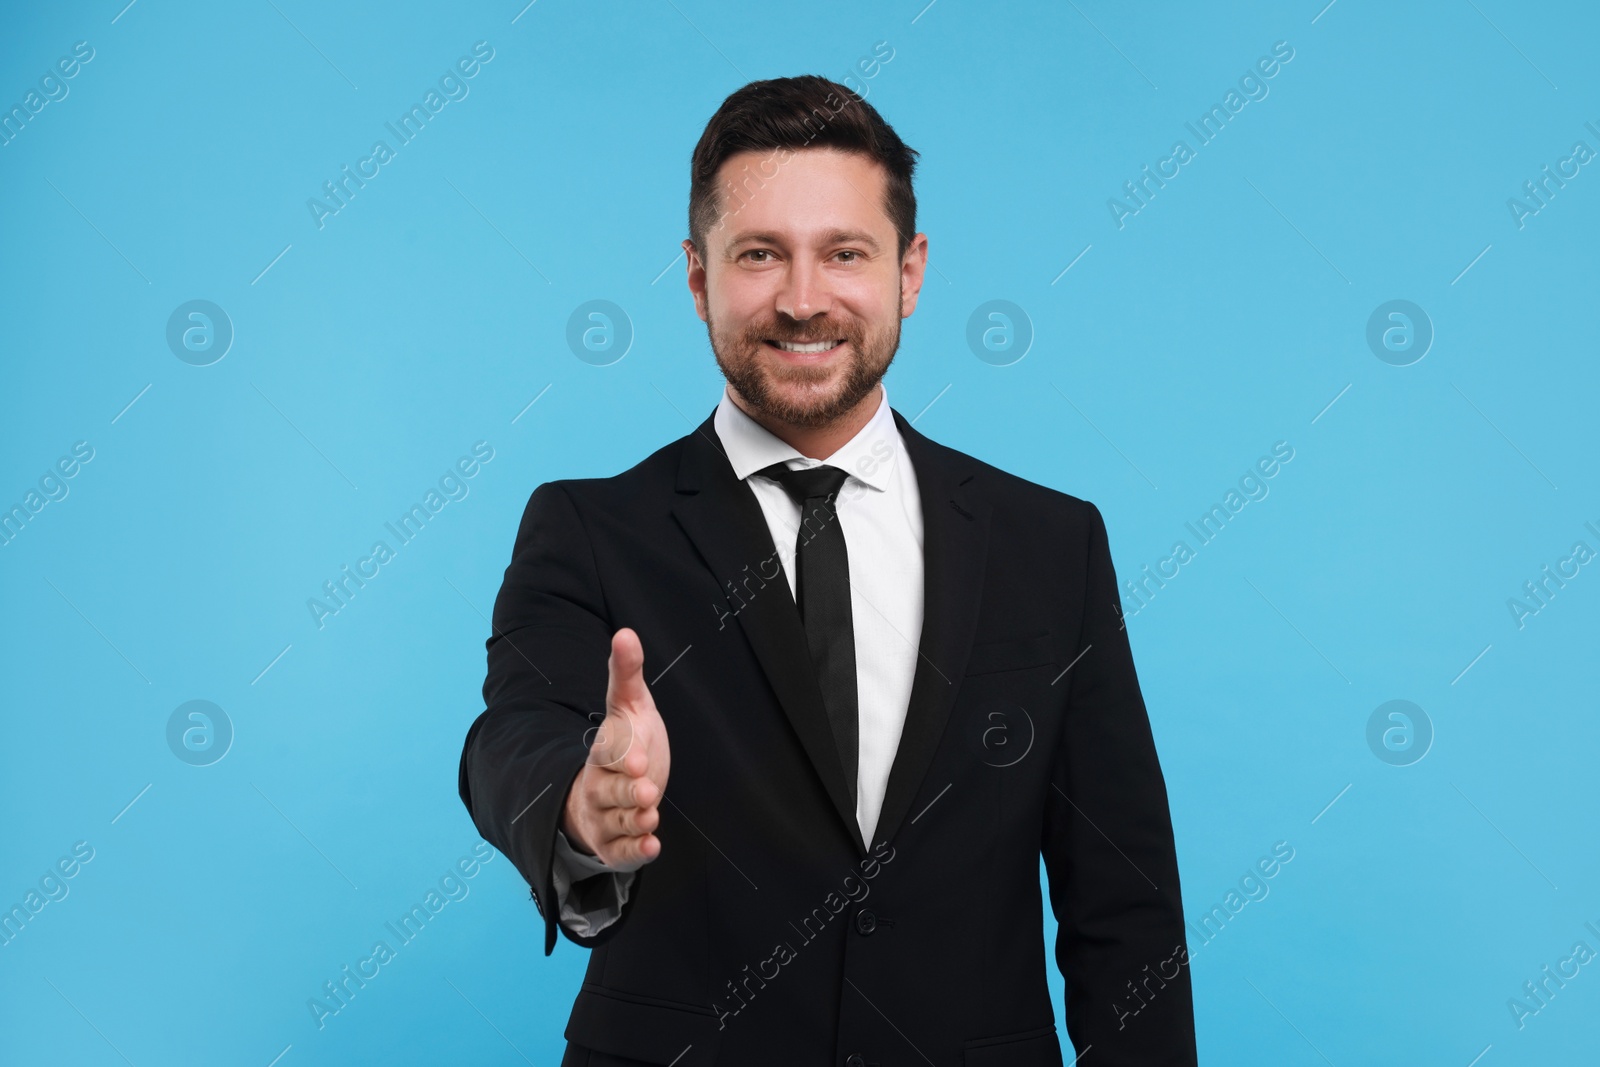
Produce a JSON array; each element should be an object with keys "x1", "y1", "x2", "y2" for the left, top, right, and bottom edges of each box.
[{"x1": 550, "y1": 828, "x2": 636, "y2": 937}]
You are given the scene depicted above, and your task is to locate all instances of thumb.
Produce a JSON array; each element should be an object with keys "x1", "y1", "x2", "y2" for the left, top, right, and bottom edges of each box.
[{"x1": 606, "y1": 627, "x2": 652, "y2": 715}]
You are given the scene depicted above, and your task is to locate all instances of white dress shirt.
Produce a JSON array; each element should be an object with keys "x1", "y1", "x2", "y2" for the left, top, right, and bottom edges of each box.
[{"x1": 550, "y1": 383, "x2": 925, "y2": 936}]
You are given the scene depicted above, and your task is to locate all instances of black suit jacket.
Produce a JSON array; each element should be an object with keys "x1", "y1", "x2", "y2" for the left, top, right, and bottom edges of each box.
[{"x1": 458, "y1": 407, "x2": 1197, "y2": 1065}]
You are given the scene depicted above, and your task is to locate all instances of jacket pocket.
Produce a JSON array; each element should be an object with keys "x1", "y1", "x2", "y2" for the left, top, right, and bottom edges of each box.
[
  {"x1": 565, "y1": 984, "x2": 725, "y2": 1065},
  {"x1": 962, "y1": 1024, "x2": 1063, "y2": 1065}
]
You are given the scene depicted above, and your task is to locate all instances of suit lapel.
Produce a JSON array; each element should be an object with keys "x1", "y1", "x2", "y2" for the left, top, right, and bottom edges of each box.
[
  {"x1": 870, "y1": 409, "x2": 991, "y2": 850},
  {"x1": 672, "y1": 413, "x2": 867, "y2": 854},
  {"x1": 668, "y1": 406, "x2": 991, "y2": 858}
]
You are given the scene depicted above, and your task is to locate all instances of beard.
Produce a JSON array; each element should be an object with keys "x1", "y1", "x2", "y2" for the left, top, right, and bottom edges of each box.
[{"x1": 707, "y1": 302, "x2": 902, "y2": 429}]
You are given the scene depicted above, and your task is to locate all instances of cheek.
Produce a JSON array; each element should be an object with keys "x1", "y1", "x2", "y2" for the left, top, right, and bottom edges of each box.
[
  {"x1": 710, "y1": 279, "x2": 770, "y2": 331},
  {"x1": 851, "y1": 291, "x2": 900, "y2": 337},
  {"x1": 862, "y1": 273, "x2": 903, "y2": 320},
  {"x1": 828, "y1": 282, "x2": 886, "y2": 324}
]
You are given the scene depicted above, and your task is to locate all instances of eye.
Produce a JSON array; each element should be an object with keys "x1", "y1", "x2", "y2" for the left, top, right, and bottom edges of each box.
[{"x1": 740, "y1": 249, "x2": 773, "y2": 263}]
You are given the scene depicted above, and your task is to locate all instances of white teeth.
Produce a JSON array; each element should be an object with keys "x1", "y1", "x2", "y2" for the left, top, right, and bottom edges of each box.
[{"x1": 771, "y1": 339, "x2": 842, "y2": 353}]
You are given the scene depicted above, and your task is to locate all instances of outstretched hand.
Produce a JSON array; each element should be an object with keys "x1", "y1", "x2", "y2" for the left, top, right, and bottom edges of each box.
[{"x1": 560, "y1": 628, "x2": 672, "y2": 872}]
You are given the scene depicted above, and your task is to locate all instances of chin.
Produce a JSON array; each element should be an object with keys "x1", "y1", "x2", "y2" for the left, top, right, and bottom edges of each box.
[
  {"x1": 767, "y1": 386, "x2": 847, "y2": 423},
  {"x1": 713, "y1": 333, "x2": 886, "y2": 428}
]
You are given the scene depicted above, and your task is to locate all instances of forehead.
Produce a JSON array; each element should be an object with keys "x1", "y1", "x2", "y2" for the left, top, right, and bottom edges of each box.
[{"x1": 712, "y1": 146, "x2": 893, "y2": 247}]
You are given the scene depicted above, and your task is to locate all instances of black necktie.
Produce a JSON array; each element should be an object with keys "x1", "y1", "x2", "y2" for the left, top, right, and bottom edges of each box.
[{"x1": 756, "y1": 462, "x2": 858, "y2": 806}]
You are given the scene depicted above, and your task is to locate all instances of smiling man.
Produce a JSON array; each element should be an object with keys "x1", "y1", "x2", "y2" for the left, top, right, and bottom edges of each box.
[
  {"x1": 459, "y1": 75, "x2": 1197, "y2": 1066},
  {"x1": 695, "y1": 144, "x2": 913, "y2": 454}
]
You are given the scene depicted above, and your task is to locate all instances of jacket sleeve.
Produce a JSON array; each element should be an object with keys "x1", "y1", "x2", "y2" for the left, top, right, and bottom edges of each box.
[
  {"x1": 551, "y1": 827, "x2": 637, "y2": 937},
  {"x1": 458, "y1": 480, "x2": 642, "y2": 956},
  {"x1": 1042, "y1": 499, "x2": 1197, "y2": 1064}
]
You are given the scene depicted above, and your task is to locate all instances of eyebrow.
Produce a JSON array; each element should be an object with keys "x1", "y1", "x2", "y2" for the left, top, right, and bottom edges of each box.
[{"x1": 725, "y1": 229, "x2": 882, "y2": 255}]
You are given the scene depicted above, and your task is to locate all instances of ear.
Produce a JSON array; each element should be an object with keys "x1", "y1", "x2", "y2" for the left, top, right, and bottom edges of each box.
[
  {"x1": 899, "y1": 232, "x2": 929, "y2": 318},
  {"x1": 683, "y1": 239, "x2": 709, "y2": 322}
]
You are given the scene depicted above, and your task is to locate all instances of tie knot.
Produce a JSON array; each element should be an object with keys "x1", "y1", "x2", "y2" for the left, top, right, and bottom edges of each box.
[{"x1": 756, "y1": 461, "x2": 850, "y2": 505}]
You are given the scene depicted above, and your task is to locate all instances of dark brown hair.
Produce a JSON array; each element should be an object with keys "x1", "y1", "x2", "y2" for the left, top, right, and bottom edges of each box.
[{"x1": 688, "y1": 75, "x2": 920, "y2": 261}]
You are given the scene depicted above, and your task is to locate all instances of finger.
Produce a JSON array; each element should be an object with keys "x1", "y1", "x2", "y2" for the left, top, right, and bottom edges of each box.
[
  {"x1": 593, "y1": 803, "x2": 658, "y2": 845},
  {"x1": 586, "y1": 709, "x2": 637, "y2": 770},
  {"x1": 602, "y1": 832, "x2": 662, "y2": 870},
  {"x1": 589, "y1": 801, "x2": 654, "y2": 847},
  {"x1": 606, "y1": 627, "x2": 653, "y2": 713},
  {"x1": 596, "y1": 767, "x2": 661, "y2": 812},
  {"x1": 614, "y1": 802, "x2": 659, "y2": 838}
]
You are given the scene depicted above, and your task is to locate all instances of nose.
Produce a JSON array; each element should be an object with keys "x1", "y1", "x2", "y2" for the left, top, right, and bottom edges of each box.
[{"x1": 775, "y1": 254, "x2": 832, "y2": 325}]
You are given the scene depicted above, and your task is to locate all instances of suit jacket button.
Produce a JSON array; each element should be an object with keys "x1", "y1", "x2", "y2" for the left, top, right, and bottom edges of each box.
[
  {"x1": 846, "y1": 1055, "x2": 866, "y2": 1067},
  {"x1": 854, "y1": 909, "x2": 877, "y2": 935}
]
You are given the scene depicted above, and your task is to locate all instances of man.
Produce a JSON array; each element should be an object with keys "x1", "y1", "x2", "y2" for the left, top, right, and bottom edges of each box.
[{"x1": 459, "y1": 75, "x2": 1197, "y2": 1065}]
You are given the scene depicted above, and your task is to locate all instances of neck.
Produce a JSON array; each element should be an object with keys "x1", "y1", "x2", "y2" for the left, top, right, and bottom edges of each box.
[{"x1": 729, "y1": 384, "x2": 882, "y2": 461}]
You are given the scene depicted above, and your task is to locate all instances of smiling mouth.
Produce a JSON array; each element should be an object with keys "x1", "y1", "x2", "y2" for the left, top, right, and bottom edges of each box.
[{"x1": 764, "y1": 338, "x2": 846, "y2": 354}]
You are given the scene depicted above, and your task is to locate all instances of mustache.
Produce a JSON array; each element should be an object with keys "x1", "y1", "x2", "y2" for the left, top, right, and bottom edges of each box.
[{"x1": 750, "y1": 323, "x2": 854, "y2": 343}]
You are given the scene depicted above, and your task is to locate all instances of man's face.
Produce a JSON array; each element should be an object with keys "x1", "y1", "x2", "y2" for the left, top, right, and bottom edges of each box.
[{"x1": 684, "y1": 147, "x2": 927, "y2": 429}]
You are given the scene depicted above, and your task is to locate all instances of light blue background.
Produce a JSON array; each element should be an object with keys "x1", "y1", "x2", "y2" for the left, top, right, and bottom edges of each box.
[{"x1": 2, "y1": 1, "x2": 1596, "y2": 1064}]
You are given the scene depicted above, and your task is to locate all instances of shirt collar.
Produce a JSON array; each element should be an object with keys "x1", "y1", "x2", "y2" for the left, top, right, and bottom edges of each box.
[{"x1": 714, "y1": 383, "x2": 901, "y2": 493}]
